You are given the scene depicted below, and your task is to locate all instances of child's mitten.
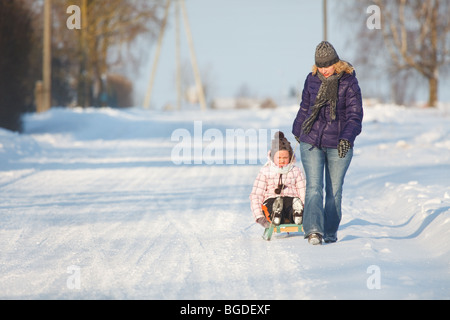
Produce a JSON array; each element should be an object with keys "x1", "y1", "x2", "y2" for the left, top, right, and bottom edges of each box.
[{"x1": 257, "y1": 217, "x2": 270, "y2": 228}]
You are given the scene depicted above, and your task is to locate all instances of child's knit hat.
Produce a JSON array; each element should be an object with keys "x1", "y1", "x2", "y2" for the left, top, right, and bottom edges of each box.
[{"x1": 270, "y1": 131, "x2": 293, "y2": 160}]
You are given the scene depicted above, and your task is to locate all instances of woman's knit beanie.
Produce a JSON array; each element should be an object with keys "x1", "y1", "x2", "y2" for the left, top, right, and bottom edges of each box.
[
  {"x1": 270, "y1": 131, "x2": 293, "y2": 160},
  {"x1": 315, "y1": 41, "x2": 340, "y2": 68}
]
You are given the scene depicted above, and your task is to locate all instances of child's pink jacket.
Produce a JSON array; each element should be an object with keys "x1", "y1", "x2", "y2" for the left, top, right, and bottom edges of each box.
[{"x1": 250, "y1": 159, "x2": 306, "y2": 222}]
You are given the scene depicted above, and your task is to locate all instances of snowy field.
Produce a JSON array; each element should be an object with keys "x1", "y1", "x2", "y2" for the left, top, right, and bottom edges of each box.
[{"x1": 0, "y1": 103, "x2": 449, "y2": 300}]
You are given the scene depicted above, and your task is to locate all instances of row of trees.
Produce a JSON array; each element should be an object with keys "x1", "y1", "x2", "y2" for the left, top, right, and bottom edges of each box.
[
  {"x1": 54, "y1": 0, "x2": 163, "y2": 108},
  {"x1": 2, "y1": 1, "x2": 449, "y2": 131},
  {"x1": 0, "y1": 0, "x2": 164, "y2": 132}
]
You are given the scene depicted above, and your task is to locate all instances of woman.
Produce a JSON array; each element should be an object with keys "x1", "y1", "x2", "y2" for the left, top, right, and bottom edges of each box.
[{"x1": 292, "y1": 41, "x2": 363, "y2": 245}]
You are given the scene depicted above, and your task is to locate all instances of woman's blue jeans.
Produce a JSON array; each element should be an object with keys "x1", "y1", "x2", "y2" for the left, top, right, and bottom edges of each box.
[{"x1": 300, "y1": 142, "x2": 352, "y2": 242}]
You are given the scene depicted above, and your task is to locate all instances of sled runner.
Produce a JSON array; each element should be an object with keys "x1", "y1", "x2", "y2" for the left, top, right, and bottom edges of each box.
[{"x1": 261, "y1": 204, "x2": 303, "y2": 241}]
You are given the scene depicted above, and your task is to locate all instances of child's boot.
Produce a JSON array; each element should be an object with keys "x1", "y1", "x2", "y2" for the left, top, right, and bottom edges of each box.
[
  {"x1": 292, "y1": 197, "x2": 303, "y2": 225},
  {"x1": 272, "y1": 197, "x2": 283, "y2": 226}
]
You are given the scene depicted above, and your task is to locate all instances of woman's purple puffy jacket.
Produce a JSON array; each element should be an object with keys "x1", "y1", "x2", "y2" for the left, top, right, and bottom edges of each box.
[{"x1": 292, "y1": 71, "x2": 363, "y2": 148}]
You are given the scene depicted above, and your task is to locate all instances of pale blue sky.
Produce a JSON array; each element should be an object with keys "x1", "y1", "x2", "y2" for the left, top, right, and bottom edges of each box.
[
  {"x1": 137, "y1": 0, "x2": 341, "y2": 108},
  {"x1": 135, "y1": 0, "x2": 448, "y2": 108}
]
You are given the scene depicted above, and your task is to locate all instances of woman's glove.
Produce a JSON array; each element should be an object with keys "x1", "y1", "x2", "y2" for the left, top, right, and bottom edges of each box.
[{"x1": 337, "y1": 139, "x2": 351, "y2": 158}]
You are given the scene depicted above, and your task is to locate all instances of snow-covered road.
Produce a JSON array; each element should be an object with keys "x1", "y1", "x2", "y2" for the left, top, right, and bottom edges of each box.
[{"x1": 0, "y1": 105, "x2": 449, "y2": 299}]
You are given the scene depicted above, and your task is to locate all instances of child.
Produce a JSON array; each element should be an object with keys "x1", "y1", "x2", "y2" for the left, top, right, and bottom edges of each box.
[{"x1": 250, "y1": 131, "x2": 306, "y2": 228}]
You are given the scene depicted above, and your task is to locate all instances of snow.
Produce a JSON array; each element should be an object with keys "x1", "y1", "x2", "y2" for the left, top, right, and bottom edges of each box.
[{"x1": 0, "y1": 103, "x2": 449, "y2": 299}]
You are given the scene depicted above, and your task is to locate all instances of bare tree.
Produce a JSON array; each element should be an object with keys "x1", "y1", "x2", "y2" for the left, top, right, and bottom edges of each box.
[
  {"x1": 374, "y1": 0, "x2": 450, "y2": 107},
  {"x1": 337, "y1": 0, "x2": 450, "y2": 106}
]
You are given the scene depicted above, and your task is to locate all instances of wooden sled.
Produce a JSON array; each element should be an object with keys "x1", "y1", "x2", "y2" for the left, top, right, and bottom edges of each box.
[
  {"x1": 262, "y1": 224, "x2": 303, "y2": 241},
  {"x1": 261, "y1": 204, "x2": 303, "y2": 241}
]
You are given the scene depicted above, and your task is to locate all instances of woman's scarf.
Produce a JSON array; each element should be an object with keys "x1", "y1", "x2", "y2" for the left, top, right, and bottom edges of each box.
[{"x1": 301, "y1": 71, "x2": 344, "y2": 134}]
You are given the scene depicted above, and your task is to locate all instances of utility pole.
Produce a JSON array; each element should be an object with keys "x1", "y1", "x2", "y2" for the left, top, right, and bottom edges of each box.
[
  {"x1": 81, "y1": 0, "x2": 89, "y2": 107},
  {"x1": 180, "y1": 0, "x2": 207, "y2": 111},
  {"x1": 143, "y1": 0, "x2": 172, "y2": 109},
  {"x1": 144, "y1": 0, "x2": 206, "y2": 111},
  {"x1": 41, "y1": 0, "x2": 52, "y2": 112},
  {"x1": 175, "y1": 0, "x2": 182, "y2": 111},
  {"x1": 323, "y1": 0, "x2": 328, "y2": 41}
]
